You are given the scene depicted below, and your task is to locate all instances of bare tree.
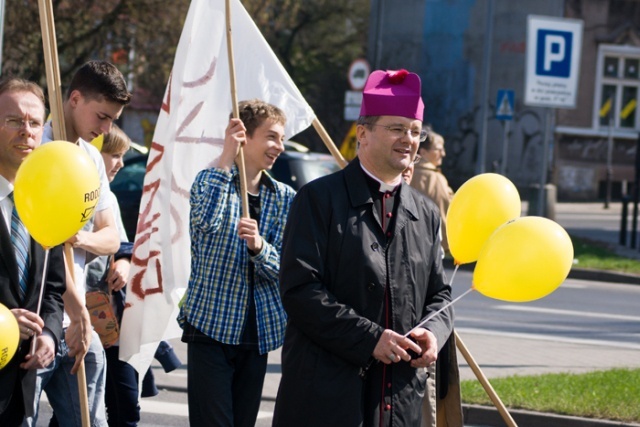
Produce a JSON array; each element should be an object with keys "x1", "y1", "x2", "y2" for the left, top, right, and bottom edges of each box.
[
  {"x1": 245, "y1": 0, "x2": 370, "y2": 148},
  {"x1": 3, "y1": 0, "x2": 188, "y2": 107},
  {"x1": 2, "y1": 0, "x2": 368, "y2": 148}
]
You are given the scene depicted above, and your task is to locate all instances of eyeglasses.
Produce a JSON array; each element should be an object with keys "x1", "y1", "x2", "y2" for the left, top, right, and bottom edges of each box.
[
  {"x1": 2, "y1": 117, "x2": 43, "y2": 132},
  {"x1": 369, "y1": 124, "x2": 428, "y2": 142},
  {"x1": 412, "y1": 154, "x2": 422, "y2": 164}
]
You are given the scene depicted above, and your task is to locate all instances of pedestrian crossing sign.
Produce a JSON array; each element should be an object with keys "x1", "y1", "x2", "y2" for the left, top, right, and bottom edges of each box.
[{"x1": 496, "y1": 89, "x2": 515, "y2": 121}]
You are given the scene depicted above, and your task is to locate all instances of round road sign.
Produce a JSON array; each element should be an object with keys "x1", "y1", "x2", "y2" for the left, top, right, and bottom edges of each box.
[{"x1": 348, "y1": 59, "x2": 371, "y2": 91}]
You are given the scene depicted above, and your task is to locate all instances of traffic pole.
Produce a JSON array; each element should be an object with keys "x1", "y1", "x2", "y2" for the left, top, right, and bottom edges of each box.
[{"x1": 500, "y1": 120, "x2": 510, "y2": 175}]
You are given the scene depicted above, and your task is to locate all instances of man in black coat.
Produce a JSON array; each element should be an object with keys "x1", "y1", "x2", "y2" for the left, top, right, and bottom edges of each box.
[
  {"x1": 273, "y1": 69, "x2": 453, "y2": 426},
  {"x1": 0, "y1": 77, "x2": 66, "y2": 426}
]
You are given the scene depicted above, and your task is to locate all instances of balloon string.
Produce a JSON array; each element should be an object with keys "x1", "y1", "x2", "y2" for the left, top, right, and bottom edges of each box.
[
  {"x1": 449, "y1": 263, "x2": 459, "y2": 285},
  {"x1": 31, "y1": 248, "x2": 50, "y2": 356},
  {"x1": 404, "y1": 267, "x2": 471, "y2": 338}
]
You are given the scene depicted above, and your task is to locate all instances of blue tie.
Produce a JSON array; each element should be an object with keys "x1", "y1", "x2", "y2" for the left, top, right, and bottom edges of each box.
[{"x1": 8, "y1": 192, "x2": 29, "y2": 301}]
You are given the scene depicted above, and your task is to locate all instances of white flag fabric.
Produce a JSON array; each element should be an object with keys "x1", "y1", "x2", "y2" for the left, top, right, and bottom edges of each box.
[{"x1": 119, "y1": 0, "x2": 316, "y2": 375}]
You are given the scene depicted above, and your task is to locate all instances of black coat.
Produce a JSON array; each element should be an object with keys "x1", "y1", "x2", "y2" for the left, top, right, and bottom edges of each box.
[
  {"x1": 273, "y1": 159, "x2": 453, "y2": 427},
  {"x1": 0, "y1": 209, "x2": 65, "y2": 423}
]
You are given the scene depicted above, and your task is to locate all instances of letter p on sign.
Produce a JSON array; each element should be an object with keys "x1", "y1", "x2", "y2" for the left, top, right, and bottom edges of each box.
[{"x1": 536, "y1": 30, "x2": 572, "y2": 77}]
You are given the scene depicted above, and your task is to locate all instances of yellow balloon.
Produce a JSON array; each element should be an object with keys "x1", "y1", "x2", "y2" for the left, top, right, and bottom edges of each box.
[
  {"x1": 0, "y1": 303, "x2": 19, "y2": 370},
  {"x1": 473, "y1": 216, "x2": 574, "y2": 302},
  {"x1": 14, "y1": 141, "x2": 101, "y2": 248},
  {"x1": 90, "y1": 134, "x2": 104, "y2": 152},
  {"x1": 447, "y1": 173, "x2": 521, "y2": 265}
]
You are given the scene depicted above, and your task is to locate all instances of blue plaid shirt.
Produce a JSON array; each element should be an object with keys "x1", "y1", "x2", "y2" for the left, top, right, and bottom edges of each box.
[{"x1": 178, "y1": 165, "x2": 295, "y2": 354}]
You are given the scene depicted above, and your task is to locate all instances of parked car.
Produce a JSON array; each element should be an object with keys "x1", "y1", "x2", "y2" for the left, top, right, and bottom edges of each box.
[
  {"x1": 268, "y1": 149, "x2": 340, "y2": 191},
  {"x1": 111, "y1": 145, "x2": 342, "y2": 240}
]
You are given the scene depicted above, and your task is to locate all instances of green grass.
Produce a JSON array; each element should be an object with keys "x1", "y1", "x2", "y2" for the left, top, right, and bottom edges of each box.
[
  {"x1": 461, "y1": 368, "x2": 640, "y2": 422},
  {"x1": 571, "y1": 235, "x2": 640, "y2": 274},
  {"x1": 457, "y1": 238, "x2": 640, "y2": 422}
]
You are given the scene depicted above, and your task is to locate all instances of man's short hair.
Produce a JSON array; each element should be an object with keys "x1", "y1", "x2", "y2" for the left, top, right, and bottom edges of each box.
[
  {"x1": 102, "y1": 123, "x2": 131, "y2": 154},
  {"x1": 235, "y1": 99, "x2": 286, "y2": 136},
  {"x1": 67, "y1": 60, "x2": 132, "y2": 106},
  {"x1": 356, "y1": 115, "x2": 380, "y2": 129},
  {"x1": 0, "y1": 77, "x2": 46, "y2": 118}
]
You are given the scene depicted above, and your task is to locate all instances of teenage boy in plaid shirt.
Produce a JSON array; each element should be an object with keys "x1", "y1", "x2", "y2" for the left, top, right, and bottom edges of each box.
[{"x1": 178, "y1": 99, "x2": 294, "y2": 427}]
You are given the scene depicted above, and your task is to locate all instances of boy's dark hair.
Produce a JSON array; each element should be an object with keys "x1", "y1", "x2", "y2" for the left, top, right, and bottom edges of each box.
[
  {"x1": 235, "y1": 99, "x2": 286, "y2": 136},
  {"x1": 67, "y1": 60, "x2": 132, "y2": 106},
  {"x1": 0, "y1": 77, "x2": 46, "y2": 117}
]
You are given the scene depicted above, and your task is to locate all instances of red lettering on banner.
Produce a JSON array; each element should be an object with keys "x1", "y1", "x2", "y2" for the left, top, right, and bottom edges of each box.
[
  {"x1": 183, "y1": 57, "x2": 217, "y2": 88},
  {"x1": 175, "y1": 101, "x2": 204, "y2": 143},
  {"x1": 146, "y1": 142, "x2": 164, "y2": 173},
  {"x1": 161, "y1": 74, "x2": 172, "y2": 114},
  {"x1": 129, "y1": 143, "x2": 165, "y2": 300},
  {"x1": 129, "y1": 179, "x2": 162, "y2": 300},
  {"x1": 131, "y1": 257, "x2": 164, "y2": 298},
  {"x1": 126, "y1": 56, "x2": 220, "y2": 303}
]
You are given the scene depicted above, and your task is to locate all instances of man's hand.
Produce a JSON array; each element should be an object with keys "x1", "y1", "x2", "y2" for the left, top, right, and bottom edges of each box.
[
  {"x1": 107, "y1": 258, "x2": 130, "y2": 292},
  {"x1": 372, "y1": 329, "x2": 423, "y2": 365},
  {"x1": 65, "y1": 309, "x2": 92, "y2": 374},
  {"x1": 65, "y1": 209, "x2": 119, "y2": 256},
  {"x1": 11, "y1": 308, "x2": 44, "y2": 341},
  {"x1": 409, "y1": 328, "x2": 438, "y2": 369},
  {"x1": 20, "y1": 335, "x2": 55, "y2": 370},
  {"x1": 65, "y1": 230, "x2": 88, "y2": 249},
  {"x1": 237, "y1": 218, "x2": 263, "y2": 253}
]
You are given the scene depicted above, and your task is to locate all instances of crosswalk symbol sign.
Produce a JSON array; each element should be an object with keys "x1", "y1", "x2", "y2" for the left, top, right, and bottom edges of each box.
[{"x1": 496, "y1": 89, "x2": 515, "y2": 121}]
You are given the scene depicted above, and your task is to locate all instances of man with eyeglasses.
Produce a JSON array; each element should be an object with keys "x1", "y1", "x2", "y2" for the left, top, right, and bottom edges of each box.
[
  {"x1": 273, "y1": 69, "x2": 453, "y2": 427},
  {"x1": 0, "y1": 77, "x2": 66, "y2": 426}
]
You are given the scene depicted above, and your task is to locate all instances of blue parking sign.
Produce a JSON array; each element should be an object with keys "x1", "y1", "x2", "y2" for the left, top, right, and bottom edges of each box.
[
  {"x1": 536, "y1": 30, "x2": 573, "y2": 77},
  {"x1": 525, "y1": 16, "x2": 583, "y2": 108}
]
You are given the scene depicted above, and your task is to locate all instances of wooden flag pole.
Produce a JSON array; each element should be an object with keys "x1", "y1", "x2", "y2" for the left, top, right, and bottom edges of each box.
[
  {"x1": 312, "y1": 118, "x2": 348, "y2": 168},
  {"x1": 38, "y1": 0, "x2": 65, "y2": 140},
  {"x1": 62, "y1": 245, "x2": 91, "y2": 427},
  {"x1": 38, "y1": 1, "x2": 90, "y2": 426},
  {"x1": 225, "y1": 0, "x2": 250, "y2": 219},
  {"x1": 455, "y1": 331, "x2": 517, "y2": 426}
]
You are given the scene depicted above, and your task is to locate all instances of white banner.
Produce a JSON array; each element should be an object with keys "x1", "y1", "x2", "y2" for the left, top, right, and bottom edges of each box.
[{"x1": 119, "y1": 0, "x2": 316, "y2": 375}]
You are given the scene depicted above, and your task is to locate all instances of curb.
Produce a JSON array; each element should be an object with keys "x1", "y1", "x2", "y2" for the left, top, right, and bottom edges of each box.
[
  {"x1": 568, "y1": 268, "x2": 640, "y2": 285},
  {"x1": 463, "y1": 404, "x2": 640, "y2": 427}
]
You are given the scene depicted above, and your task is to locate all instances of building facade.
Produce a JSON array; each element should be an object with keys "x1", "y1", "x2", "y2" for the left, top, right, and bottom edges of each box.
[{"x1": 369, "y1": 0, "x2": 640, "y2": 200}]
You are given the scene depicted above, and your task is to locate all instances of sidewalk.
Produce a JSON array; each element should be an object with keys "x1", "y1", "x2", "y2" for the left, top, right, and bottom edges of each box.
[
  {"x1": 553, "y1": 201, "x2": 640, "y2": 257},
  {"x1": 151, "y1": 201, "x2": 640, "y2": 426},
  {"x1": 555, "y1": 201, "x2": 640, "y2": 285}
]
